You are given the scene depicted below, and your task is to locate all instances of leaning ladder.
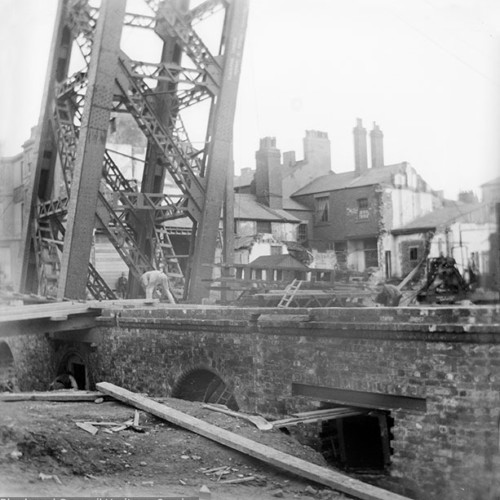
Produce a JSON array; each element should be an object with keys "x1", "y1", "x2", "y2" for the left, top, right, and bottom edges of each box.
[{"x1": 277, "y1": 279, "x2": 303, "y2": 308}]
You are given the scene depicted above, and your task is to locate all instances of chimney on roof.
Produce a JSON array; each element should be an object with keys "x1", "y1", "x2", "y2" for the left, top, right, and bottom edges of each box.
[
  {"x1": 303, "y1": 130, "x2": 331, "y2": 173},
  {"x1": 370, "y1": 122, "x2": 384, "y2": 168},
  {"x1": 255, "y1": 137, "x2": 282, "y2": 209},
  {"x1": 353, "y1": 118, "x2": 368, "y2": 177}
]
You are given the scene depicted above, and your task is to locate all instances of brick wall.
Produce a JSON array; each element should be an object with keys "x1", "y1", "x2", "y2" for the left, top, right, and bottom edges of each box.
[{"x1": 5, "y1": 305, "x2": 500, "y2": 499}]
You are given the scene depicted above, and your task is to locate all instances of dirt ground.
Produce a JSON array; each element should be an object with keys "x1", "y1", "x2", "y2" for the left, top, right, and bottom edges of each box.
[{"x1": 0, "y1": 396, "x2": 350, "y2": 500}]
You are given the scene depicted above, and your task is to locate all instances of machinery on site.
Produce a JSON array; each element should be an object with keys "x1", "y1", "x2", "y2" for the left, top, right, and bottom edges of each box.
[
  {"x1": 18, "y1": 0, "x2": 248, "y2": 303},
  {"x1": 416, "y1": 256, "x2": 471, "y2": 304}
]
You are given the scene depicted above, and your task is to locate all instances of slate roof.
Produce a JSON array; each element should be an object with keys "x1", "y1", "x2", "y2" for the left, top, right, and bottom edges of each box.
[
  {"x1": 234, "y1": 193, "x2": 301, "y2": 222},
  {"x1": 392, "y1": 202, "x2": 490, "y2": 234},
  {"x1": 247, "y1": 254, "x2": 309, "y2": 270},
  {"x1": 291, "y1": 162, "x2": 410, "y2": 197}
]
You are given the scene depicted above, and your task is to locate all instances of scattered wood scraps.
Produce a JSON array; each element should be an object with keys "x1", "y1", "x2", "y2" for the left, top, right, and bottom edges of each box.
[{"x1": 75, "y1": 414, "x2": 144, "y2": 435}]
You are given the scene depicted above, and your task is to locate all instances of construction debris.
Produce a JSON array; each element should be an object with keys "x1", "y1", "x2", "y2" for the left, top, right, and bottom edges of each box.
[
  {"x1": 38, "y1": 472, "x2": 62, "y2": 484},
  {"x1": 0, "y1": 391, "x2": 104, "y2": 402},
  {"x1": 96, "y1": 382, "x2": 411, "y2": 500},
  {"x1": 272, "y1": 407, "x2": 367, "y2": 428},
  {"x1": 75, "y1": 422, "x2": 99, "y2": 435},
  {"x1": 202, "y1": 403, "x2": 272, "y2": 430}
]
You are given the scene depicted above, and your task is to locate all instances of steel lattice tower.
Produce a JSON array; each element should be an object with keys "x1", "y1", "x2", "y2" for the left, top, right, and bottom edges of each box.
[{"x1": 17, "y1": 0, "x2": 248, "y2": 303}]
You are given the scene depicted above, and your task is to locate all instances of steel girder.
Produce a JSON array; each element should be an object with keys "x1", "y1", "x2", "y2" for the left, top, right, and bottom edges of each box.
[{"x1": 20, "y1": 0, "x2": 248, "y2": 302}]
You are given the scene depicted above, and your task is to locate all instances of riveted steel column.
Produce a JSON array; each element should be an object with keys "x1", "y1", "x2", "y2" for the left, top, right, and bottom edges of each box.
[
  {"x1": 187, "y1": 0, "x2": 248, "y2": 303},
  {"x1": 57, "y1": 0, "x2": 126, "y2": 300},
  {"x1": 17, "y1": 0, "x2": 72, "y2": 293}
]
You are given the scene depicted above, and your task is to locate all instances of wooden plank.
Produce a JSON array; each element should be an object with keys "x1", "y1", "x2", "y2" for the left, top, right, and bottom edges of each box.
[
  {"x1": 291, "y1": 407, "x2": 361, "y2": 418},
  {"x1": 96, "y1": 382, "x2": 410, "y2": 500},
  {"x1": 219, "y1": 475, "x2": 256, "y2": 484},
  {"x1": 75, "y1": 422, "x2": 98, "y2": 435},
  {"x1": 272, "y1": 410, "x2": 367, "y2": 428},
  {"x1": 0, "y1": 391, "x2": 103, "y2": 402},
  {"x1": 202, "y1": 403, "x2": 272, "y2": 430}
]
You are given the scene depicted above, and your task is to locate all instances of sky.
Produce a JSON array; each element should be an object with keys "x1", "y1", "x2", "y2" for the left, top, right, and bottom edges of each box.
[{"x1": 1, "y1": 0, "x2": 500, "y2": 200}]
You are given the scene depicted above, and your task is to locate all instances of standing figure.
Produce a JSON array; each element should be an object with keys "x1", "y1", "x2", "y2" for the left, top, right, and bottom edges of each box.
[
  {"x1": 140, "y1": 270, "x2": 176, "y2": 303},
  {"x1": 116, "y1": 272, "x2": 128, "y2": 298}
]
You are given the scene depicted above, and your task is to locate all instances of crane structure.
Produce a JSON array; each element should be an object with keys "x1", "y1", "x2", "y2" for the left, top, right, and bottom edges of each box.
[{"x1": 17, "y1": 0, "x2": 248, "y2": 303}]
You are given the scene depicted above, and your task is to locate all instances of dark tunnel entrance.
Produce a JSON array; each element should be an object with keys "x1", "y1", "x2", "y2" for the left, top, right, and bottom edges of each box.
[
  {"x1": 0, "y1": 341, "x2": 16, "y2": 392},
  {"x1": 319, "y1": 409, "x2": 393, "y2": 472},
  {"x1": 57, "y1": 353, "x2": 88, "y2": 390},
  {"x1": 171, "y1": 368, "x2": 239, "y2": 411}
]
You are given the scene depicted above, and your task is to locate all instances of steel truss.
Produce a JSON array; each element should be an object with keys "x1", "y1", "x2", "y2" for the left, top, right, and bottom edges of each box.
[{"x1": 18, "y1": 0, "x2": 248, "y2": 302}]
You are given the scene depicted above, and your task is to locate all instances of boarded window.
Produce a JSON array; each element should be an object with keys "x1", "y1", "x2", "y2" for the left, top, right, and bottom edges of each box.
[
  {"x1": 316, "y1": 196, "x2": 329, "y2": 223},
  {"x1": 358, "y1": 198, "x2": 369, "y2": 220}
]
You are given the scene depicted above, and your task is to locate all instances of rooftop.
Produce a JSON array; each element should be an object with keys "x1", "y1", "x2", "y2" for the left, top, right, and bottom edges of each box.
[
  {"x1": 392, "y1": 202, "x2": 492, "y2": 234},
  {"x1": 291, "y1": 162, "x2": 412, "y2": 196}
]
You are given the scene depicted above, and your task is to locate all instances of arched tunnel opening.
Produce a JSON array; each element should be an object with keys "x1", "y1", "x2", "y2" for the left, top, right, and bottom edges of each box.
[
  {"x1": 0, "y1": 341, "x2": 16, "y2": 392},
  {"x1": 56, "y1": 353, "x2": 88, "y2": 390},
  {"x1": 171, "y1": 368, "x2": 239, "y2": 411}
]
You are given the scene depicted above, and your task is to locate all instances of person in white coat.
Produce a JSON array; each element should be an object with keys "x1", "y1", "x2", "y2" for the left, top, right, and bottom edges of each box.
[{"x1": 140, "y1": 269, "x2": 176, "y2": 303}]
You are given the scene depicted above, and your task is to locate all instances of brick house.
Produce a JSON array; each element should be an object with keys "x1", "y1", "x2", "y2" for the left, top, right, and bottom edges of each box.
[{"x1": 238, "y1": 120, "x2": 441, "y2": 278}]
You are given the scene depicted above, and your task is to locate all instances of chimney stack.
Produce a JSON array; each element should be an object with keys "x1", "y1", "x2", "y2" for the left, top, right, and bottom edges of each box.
[
  {"x1": 255, "y1": 137, "x2": 282, "y2": 209},
  {"x1": 370, "y1": 122, "x2": 384, "y2": 168},
  {"x1": 353, "y1": 118, "x2": 368, "y2": 176},
  {"x1": 303, "y1": 130, "x2": 331, "y2": 174}
]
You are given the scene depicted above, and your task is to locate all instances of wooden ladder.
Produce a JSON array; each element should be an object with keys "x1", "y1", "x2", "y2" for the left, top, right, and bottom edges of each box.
[{"x1": 277, "y1": 279, "x2": 303, "y2": 308}]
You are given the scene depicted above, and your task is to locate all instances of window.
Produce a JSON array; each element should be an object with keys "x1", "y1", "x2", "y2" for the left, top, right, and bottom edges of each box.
[
  {"x1": 409, "y1": 247, "x2": 419, "y2": 261},
  {"x1": 358, "y1": 198, "x2": 369, "y2": 220},
  {"x1": 315, "y1": 196, "x2": 329, "y2": 223},
  {"x1": 271, "y1": 245, "x2": 282, "y2": 256},
  {"x1": 256, "y1": 221, "x2": 272, "y2": 233},
  {"x1": 298, "y1": 223, "x2": 307, "y2": 242}
]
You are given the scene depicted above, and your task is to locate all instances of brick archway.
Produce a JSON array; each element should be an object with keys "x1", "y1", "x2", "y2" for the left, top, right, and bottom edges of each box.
[{"x1": 171, "y1": 366, "x2": 239, "y2": 411}]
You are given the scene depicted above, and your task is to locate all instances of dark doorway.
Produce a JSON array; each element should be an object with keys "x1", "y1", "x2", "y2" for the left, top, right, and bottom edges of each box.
[
  {"x1": 58, "y1": 353, "x2": 87, "y2": 390},
  {"x1": 0, "y1": 342, "x2": 16, "y2": 391},
  {"x1": 320, "y1": 412, "x2": 393, "y2": 472},
  {"x1": 71, "y1": 362, "x2": 86, "y2": 390}
]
